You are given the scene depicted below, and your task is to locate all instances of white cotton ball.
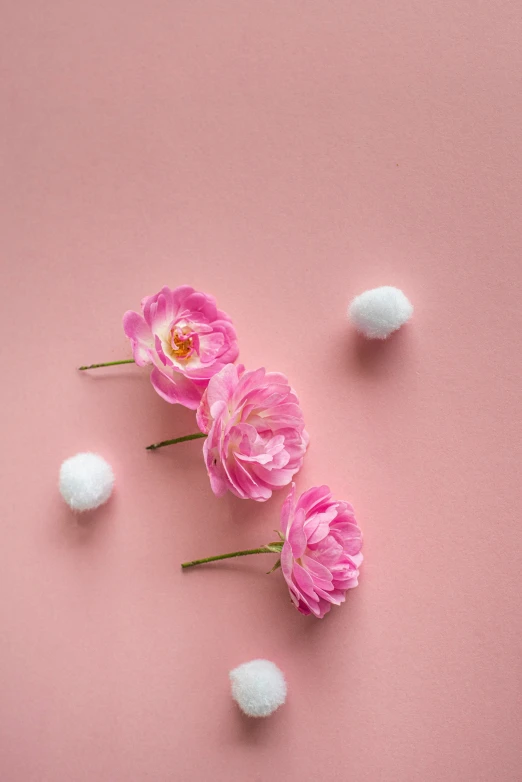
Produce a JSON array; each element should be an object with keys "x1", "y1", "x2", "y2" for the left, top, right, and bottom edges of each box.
[
  {"x1": 348, "y1": 286, "x2": 413, "y2": 339},
  {"x1": 59, "y1": 453, "x2": 114, "y2": 511},
  {"x1": 229, "y1": 659, "x2": 287, "y2": 718}
]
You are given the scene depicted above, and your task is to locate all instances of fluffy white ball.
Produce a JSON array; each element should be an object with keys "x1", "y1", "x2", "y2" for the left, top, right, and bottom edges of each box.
[
  {"x1": 59, "y1": 452, "x2": 114, "y2": 512},
  {"x1": 230, "y1": 659, "x2": 287, "y2": 718},
  {"x1": 348, "y1": 286, "x2": 413, "y2": 339}
]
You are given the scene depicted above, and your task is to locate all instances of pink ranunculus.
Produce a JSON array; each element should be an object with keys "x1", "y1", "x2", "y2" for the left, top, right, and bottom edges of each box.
[
  {"x1": 123, "y1": 285, "x2": 239, "y2": 410},
  {"x1": 196, "y1": 364, "x2": 309, "y2": 502},
  {"x1": 280, "y1": 484, "x2": 363, "y2": 618}
]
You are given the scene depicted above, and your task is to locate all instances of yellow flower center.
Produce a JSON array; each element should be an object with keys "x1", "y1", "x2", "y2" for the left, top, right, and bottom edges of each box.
[{"x1": 170, "y1": 328, "x2": 193, "y2": 360}]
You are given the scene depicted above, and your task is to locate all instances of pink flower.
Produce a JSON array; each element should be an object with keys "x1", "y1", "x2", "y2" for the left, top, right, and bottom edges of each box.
[
  {"x1": 196, "y1": 364, "x2": 309, "y2": 501},
  {"x1": 123, "y1": 286, "x2": 239, "y2": 410},
  {"x1": 280, "y1": 484, "x2": 363, "y2": 618}
]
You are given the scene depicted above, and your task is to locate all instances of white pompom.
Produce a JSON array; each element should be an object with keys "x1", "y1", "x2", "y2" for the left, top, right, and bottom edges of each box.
[
  {"x1": 230, "y1": 659, "x2": 287, "y2": 718},
  {"x1": 348, "y1": 286, "x2": 413, "y2": 339},
  {"x1": 59, "y1": 453, "x2": 114, "y2": 511}
]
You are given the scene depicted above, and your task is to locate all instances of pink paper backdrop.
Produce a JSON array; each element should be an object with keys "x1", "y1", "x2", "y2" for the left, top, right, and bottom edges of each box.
[{"x1": 1, "y1": 2, "x2": 521, "y2": 780}]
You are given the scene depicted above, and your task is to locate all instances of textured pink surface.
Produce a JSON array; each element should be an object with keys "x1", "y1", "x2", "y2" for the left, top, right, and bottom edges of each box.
[{"x1": 1, "y1": 2, "x2": 522, "y2": 780}]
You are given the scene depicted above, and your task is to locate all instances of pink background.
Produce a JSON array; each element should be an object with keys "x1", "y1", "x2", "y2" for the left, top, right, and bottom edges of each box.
[{"x1": 1, "y1": 2, "x2": 522, "y2": 780}]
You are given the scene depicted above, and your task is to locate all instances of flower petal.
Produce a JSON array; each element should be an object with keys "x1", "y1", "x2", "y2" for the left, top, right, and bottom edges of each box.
[
  {"x1": 150, "y1": 367, "x2": 202, "y2": 409},
  {"x1": 280, "y1": 484, "x2": 296, "y2": 537},
  {"x1": 287, "y1": 509, "x2": 307, "y2": 558},
  {"x1": 305, "y1": 507, "x2": 338, "y2": 546},
  {"x1": 193, "y1": 364, "x2": 306, "y2": 502},
  {"x1": 122, "y1": 311, "x2": 154, "y2": 366},
  {"x1": 205, "y1": 363, "x2": 238, "y2": 409},
  {"x1": 123, "y1": 286, "x2": 239, "y2": 410},
  {"x1": 197, "y1": 332, "x2": 226, "y2": 364},
  {"x1": 296, "y1": 485, "x2": 332, "y2": 516}
]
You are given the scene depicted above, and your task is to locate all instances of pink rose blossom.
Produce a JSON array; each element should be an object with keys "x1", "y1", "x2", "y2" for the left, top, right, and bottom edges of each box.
[
  {"x1": 196, "y1": 364, "x2": 309, "y2": 501},
  {"x1": 123, "y1": 285, "x2": 239, "y2": 410},
  {"x1": 280, "y1": 484, "x2": 363, "y2": 618}
]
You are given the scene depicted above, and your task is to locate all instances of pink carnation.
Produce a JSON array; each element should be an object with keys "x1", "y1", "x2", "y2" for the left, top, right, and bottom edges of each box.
[
  {"x1": 280, "y1": 484, "x2": 363, "y2": 618},
  {"x1": 123, "y1": 285, "x2": 239, "y2": 410},
  {"x1": 196, "y1": 364, "x2": 309, "y2": 501}
]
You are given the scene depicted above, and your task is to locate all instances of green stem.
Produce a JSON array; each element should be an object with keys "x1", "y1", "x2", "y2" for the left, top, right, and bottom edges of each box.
[
  {"x1": 78, "y1": 359, "x2": 135, "y2": 370},
  {"x1": 181, "y1": 545, "x2": 282, "y2": 569},
  {"x1": 146, "y1": 432, "x2": 207, "y2": 451}
]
